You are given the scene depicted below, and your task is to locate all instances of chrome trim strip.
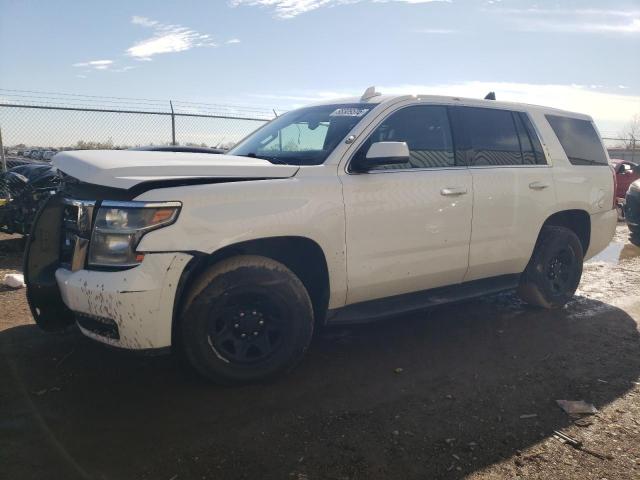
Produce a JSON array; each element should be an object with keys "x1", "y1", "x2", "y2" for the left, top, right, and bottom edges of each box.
[
  {"x1": 100, "y1": 200, "x2": 182, "y2": 209},
  {"x1": 63, "y1": 198, "x2": 96, "y2": 208},
  {"x1": 77, "y1": 204, "x2": 94, "y2": 233},
  {"x1": 71, "y1": 236, "x2": 89, "y2": 272}
]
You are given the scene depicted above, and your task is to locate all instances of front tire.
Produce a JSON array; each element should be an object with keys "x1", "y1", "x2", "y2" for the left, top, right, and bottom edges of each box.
[
  {"x1": 180, "y1": 255, "x2": 314, "y2": 384},
  {"x1": 517, "y1": 226, "x2": 584, "y2": 309}
]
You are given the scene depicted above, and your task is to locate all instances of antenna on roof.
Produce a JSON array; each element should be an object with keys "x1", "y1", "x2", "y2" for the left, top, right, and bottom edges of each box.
[
  {"x1": 484, "y1": 91, "x2": 496, "y2": 100},
  {"x1": 361, "y1": 86, "x2": 381, "y2": 101}
]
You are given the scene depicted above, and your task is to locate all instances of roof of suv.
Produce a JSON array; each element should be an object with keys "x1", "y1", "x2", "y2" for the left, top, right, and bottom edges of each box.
[{"x1": 307, "y1": 92, "x2": 592, "y2": 121}]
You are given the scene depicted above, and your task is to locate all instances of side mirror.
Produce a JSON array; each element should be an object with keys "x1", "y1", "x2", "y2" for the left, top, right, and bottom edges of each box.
[{"x1": 352, "y1": 142, "x2": 410, "y2": 172}]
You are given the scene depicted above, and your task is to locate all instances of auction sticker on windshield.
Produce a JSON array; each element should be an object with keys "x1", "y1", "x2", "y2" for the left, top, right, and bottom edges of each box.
[{"x1": 330, "y1": 108, "x2": 370, "y2": 117}]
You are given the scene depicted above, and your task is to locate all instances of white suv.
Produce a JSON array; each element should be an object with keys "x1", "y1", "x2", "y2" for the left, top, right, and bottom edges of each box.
[{"x1": 26, "y1": 88, "x2": 617, "y2": 384}]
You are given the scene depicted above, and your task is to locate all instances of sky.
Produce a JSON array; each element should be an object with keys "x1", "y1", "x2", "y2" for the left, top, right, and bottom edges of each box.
[{"x1": 1, "y1": 0, "x2": 640, "y2": 138}]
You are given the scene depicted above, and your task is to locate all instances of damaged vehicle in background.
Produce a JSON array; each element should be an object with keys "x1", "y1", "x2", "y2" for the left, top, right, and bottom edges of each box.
[
  {"x1": 625, "y1": 179, "x2": 640, "y2": 246},
  {"x1": 25, "y1": 87, "x2": 617, "y2": 384},
  {"x1": 0, "y1": 163, "x2": 60, "y2": 235}
]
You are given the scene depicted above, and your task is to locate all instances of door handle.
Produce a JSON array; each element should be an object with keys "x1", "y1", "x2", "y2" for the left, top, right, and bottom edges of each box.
[
  {"x1": 529, "y1": 181, "x2": 550, "y2": 190},
  {"x1": 440, "y1": 187, "x2": 468, "y2": 196}
]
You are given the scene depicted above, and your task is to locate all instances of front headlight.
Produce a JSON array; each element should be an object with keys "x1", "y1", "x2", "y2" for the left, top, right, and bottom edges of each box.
[{"x1": 88, "y1": 201, "x2": 181, "y2": 267}]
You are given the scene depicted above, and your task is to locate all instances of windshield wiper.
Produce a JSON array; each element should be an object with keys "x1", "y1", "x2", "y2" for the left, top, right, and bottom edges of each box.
[{"x1": 240, "y1": 152, "x2": 290, "y2": 165}]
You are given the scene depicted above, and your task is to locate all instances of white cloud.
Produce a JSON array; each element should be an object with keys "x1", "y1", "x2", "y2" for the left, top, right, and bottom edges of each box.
[
  {"x1": 389, "y1": 82, "x2": 640, "y2": 133},
  {"x1": 413, "y1": 27, "x2": 457, "y2": 34},
  {"x1": 127, "y1": 16, "x2": 217, "y2": 59},
  {"x1": 72, "y1": 59, "x2": 113, "y2": 69},
  {"x1": 131, "y1": 15, "x2": 159, "y2": 27},
  {"x1": 253, "y1": 82, "x2": 640, "y2": 133},
  {"x1": 226, "y1": 38, "x2": 241, "y2": 44},
  {"x1": 230, "y1": 0, "x2": 450, "y2": 18},
  {"x1": 71, "y1": 59, "x2": 136, "y2": 73},
  {"x1": 491, "y1": 7, "x2": 640, "y2": 35}
]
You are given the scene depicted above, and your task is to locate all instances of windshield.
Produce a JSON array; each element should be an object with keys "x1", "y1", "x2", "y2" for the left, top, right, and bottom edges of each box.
[{"x1": 228, "y1": 103, "x2": 375, "y2": 165}]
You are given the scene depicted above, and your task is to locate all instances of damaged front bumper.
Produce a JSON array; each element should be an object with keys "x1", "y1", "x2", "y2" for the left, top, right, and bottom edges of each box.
[
  {"x1": 25, "y1": 193, "x2": 192, "y2": 350},
  {"x1": 55, "y1": 252, "x2": 192, "y2": 349}
]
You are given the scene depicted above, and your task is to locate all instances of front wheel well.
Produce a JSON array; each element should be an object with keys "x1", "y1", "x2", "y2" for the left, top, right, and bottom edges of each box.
[
  {"x1": 539, "y1": 210, "x2": 591, "y2": 254},
  {"x1": 172, "y1": 236, "x2": 331, "y2": 347}
]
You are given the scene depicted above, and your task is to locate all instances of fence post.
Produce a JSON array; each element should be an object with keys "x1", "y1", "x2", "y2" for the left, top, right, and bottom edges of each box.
[
  {"x1": 170, "y1": 100, "x2": 176, "y2": 146},
  {"x1": 0, "y1": 125, "x2": 6, "y2": 173}
]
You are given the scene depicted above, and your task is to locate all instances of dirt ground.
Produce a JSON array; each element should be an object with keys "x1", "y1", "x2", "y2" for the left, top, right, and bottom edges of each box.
[{"x1": 1, "y1": 226, "x2": 640, "y2": 480}]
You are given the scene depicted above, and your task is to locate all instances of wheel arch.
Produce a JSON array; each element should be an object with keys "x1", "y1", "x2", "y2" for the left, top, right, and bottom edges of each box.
[
  {"x1": 537, "y1": 209, "x2": 591, "y2": 254},
  {"x1": 171, "y1": 236, "x2": 331, "y2": 348}
]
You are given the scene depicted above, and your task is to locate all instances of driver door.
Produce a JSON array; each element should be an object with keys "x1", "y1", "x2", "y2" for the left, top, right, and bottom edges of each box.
[{"x1": 340, "y1": 104, "x2": 473, "y2": 305}]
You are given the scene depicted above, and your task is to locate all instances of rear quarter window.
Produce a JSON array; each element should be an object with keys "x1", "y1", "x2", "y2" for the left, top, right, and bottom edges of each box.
[{"x1": 545, "y1": 114, "x2": 608, "y2": 166}]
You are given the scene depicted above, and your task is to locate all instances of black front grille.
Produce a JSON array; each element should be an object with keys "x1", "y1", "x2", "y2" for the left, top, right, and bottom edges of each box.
[
  {"x1": 59, "y1": 198, "x2": 95, "y2": 270},
  {"x1": 60, "y1": 203, "x2": 79, "y2": 265},
  {"x1": 76, "y1": 314, "x2": 120, "y2": 340}
]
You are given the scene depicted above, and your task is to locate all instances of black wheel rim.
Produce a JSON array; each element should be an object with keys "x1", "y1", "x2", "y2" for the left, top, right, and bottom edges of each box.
[
  {"x1": 206, "y1": 291, "x2": 285, "y2": 365},
  {"x1": 546, "y1": 248, "x2": 575, "y2": 294}
]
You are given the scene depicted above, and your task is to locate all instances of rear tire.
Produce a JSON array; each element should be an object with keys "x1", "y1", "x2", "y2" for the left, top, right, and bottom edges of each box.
[
  {"x1": 517, "y1": 226, "x2": 584, "y2": 309},
  {"x1": 180, "y1": 255, "x2": 314, "y2": 385}
]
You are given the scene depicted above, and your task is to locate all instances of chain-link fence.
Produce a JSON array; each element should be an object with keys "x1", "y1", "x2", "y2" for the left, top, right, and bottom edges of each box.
[
  {"x1": 0, "y1": 89, "x2": 275, "y2": 171},
  {"x1": 602, "y1": 137, "x2": 638, "y2": 163},
  {"x1": 0, "y1": 89, "x2": 638, "y2": 170}
]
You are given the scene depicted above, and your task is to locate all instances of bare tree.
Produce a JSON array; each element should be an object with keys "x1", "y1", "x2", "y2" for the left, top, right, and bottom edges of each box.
[{"x1": 618, "y1": 113, "x2": 640, "y2": 149}]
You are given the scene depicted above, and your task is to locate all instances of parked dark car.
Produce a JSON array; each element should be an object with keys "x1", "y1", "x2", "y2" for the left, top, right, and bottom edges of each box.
[
  {"x1": 0, "y1": 163, "x2": 60, "y2": 235},
  {"x1": 625, "y1": 178, "x2": 640, "y2": 246}
]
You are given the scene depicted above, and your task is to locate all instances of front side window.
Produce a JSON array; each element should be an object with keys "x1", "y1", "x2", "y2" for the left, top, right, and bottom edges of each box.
[
  {"x1": 229, "y1": 104, "x2": 374, "y2": 165},
  {"x1": 457, "y1": 107, "x2": 523, "y2": 166},
  {"x1": 352, "y1": 105, "x2": 455, "y2": 170},
  {"x1": 545, "y1": 114, "x2": 608, "y2": 166}
]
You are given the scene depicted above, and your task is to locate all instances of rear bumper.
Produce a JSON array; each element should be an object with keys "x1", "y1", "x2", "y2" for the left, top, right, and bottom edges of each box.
[
  {"x1": 584, "y1": 209, "x2": 618, "y2": 261},
  {"x1": 55, "y1": 252, "x2": 192, "y2": 349}
]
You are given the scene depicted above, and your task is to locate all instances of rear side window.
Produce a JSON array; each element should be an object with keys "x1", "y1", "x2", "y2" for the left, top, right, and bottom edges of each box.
[
  {"x1": 545, "y1": 115, "x2": 608, "y2": 166},
  {"x1": 454, "y1": 107, "x2": 523, "y2": 166}
]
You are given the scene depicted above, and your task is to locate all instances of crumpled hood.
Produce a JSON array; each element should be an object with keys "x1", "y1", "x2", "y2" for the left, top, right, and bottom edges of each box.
[{"x1": 53, "y1": 150, "x2": 299, "y2": 189}]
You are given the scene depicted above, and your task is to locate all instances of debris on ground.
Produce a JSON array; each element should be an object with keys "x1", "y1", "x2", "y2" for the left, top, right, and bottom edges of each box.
[
  {"x1": 519, "y1": 414, "x2": 538, "y2": 419},
  {"x1": 394, "y1": 367, "x2": 404, "y2": 374},
  {"x1": 3, "y1": 273, "x2": 25, "y2": 289},
  {"x1": 553, "y1": 430, "x2": 612, "y2": 461},
  {"x1": 556, "y1": 400, "x2": 598, "y2": 415}
]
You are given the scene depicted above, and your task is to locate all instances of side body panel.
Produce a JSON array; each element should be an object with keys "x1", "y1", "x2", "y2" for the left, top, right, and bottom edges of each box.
[
  {"x1": 529, "y1": 110, "x2": 616, "y2": 260},
  {"x1": 464, "y1": 165, "x2": 557, "y2": 280},
  {"x1": 340, "y1": 168, "x2": 473, "y2": 304},
  {"x1": 135, "y1": 167, "x2": 349, "y2": 309},
  {"x1": 336, "y1": 99, "x2": 473, "y2": 305}
]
